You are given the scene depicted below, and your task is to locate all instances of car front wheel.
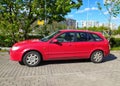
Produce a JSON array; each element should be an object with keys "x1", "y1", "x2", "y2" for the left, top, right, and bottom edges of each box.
[
  {"x1": 91, "y1": 51, "x2": 104, "y2": 63},
  {"x1": 23, "y1": 51, "x2": 41, "y2": 67}
]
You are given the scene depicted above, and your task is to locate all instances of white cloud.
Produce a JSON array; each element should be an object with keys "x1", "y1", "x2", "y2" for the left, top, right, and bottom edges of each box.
[
  {"x1": 84, "y1": 8, "x2": 91, "y2": 11},
  {"x1": 104, "y1": 11, "x2": 109, "y2": 15},
  {"x1": 76, "y1": 7, "x2": 98, "y2": 13},
  {"x1": 112, "y1": 17, "x2": 120, "y2": 20},
  {"x1": 91, "y1": 7, "x2": 98, "y2": 10}
]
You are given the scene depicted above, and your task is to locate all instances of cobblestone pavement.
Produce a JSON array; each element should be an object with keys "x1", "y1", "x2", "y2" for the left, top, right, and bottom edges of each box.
[{"x1": 0, "y1": 51, "x2": 120, "y2": 86}]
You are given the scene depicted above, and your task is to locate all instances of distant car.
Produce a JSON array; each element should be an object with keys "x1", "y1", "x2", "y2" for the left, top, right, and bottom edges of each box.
[{"x1": 10, "y1": 30, "x2": 110, "y2": 67}]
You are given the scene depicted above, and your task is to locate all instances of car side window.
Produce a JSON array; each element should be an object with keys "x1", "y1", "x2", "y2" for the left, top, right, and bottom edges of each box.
[
  {"x1": 76, "y1": 32, "x2": 89, "y2": 42},
  {"x1": 91, "y1": 33, "x2": 103, "y2": 41},
  {"x1": 56, "y1": 32, "x2": 74, "y2": 42}
]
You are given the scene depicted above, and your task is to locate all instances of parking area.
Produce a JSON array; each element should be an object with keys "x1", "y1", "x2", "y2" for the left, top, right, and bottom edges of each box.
[{"x1": 0, "y1": 51, "x2": 120, "y2": 86}]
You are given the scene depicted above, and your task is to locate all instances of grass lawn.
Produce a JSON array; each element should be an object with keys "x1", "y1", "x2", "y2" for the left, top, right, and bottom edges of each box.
[{"x1": 111, "y1": 47, "x2": 120, "y2": 50}]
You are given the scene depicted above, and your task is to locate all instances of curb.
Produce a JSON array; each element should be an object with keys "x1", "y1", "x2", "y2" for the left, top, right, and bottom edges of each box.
[{"x1": 0, "y1": 47, "x2": 11, "y2": 51}]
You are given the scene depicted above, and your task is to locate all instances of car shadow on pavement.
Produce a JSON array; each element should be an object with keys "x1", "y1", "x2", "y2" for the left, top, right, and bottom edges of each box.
[
  {"x1": 103, "y1": 54, "x2": 117, "y2": 63},
  {"x1": 40, "y1": 54, "x2": 117, "y2": 66},
  {"x1": 40, "y1": 59, "x2": 91, "y2": 66}
]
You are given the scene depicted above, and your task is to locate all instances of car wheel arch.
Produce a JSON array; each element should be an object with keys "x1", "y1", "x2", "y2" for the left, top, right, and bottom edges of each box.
[
  {"x1": 90, "y1": 49, "x2": 104, "y2": 58},
  {"x1": 21, "y1": 50, "x2": 43, "y2": 62},
  {"x1": 90, "y1": 49, "x2": 104, "y2": 63}
]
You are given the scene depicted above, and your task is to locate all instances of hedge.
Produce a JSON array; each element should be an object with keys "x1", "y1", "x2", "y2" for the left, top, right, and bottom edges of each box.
[
  {"x1": 0, "y1": 35, "x2": 43, "y2": 47},
  {"x1": 110, "y1": 37, "x2": 120, "y2": 48},
  {"x1": 1, "y1": 35, "x2": 120, "y2": 48},
  {"x1": 0, "y1": 36, "x2": 13, "y2": 47}
]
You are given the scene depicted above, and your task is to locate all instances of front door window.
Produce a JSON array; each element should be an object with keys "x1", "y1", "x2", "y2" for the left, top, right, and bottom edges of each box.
[{"x1": 56, "y1": 32, "x2": 75, "y2": 42}]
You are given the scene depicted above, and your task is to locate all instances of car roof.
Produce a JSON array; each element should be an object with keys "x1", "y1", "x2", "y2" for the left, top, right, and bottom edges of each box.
[
  {"x1": 59, "y1": 29, "x2": 99, "y2": 33},
  {"x1": 59, "y1": 29, "x2": 103, "y2": 37}
]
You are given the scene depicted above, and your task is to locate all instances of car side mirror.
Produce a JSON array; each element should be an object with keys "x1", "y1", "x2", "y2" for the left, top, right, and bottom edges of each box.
[{"x1": 52, "y1": 39, "x2": 59, "y2": 43}]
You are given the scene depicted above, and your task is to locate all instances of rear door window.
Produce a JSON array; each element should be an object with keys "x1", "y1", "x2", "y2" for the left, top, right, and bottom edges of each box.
[{"x1": 75, "y1": 32, "x2": 91, "y2": 42}]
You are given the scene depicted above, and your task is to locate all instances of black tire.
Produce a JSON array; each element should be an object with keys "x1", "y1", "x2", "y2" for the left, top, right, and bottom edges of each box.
[
  {"x1": 91, "y1": 51, "x2": 104, "y2": 63},
  {"x1": 19, "y1": 61, "x2": 25, "y2": 65},
  {"x1": 23, "y1": 51, "x2": 41, "y2": 67}
]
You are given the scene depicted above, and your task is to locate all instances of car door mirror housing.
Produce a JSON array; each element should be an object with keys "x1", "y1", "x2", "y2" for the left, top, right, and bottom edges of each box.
[{"x1": 52, "y1": 39, "x2": 59, "y2": 43}]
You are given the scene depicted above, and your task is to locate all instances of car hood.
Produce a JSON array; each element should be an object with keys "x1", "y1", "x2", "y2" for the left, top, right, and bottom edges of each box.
[{"x1": 14, "y1": 39, "x2": 40, "y2": 46}]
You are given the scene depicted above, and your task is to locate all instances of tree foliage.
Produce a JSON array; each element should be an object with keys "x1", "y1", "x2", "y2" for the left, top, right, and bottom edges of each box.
[
  {"x1": 0, "y1": 0, "x2": 82, "y2": 44},
  {"x1": 114, "y1": 26, "x2": 120, "y2": 35},
  {"x1": 79, "y1": 26, "x2": 108, "y2": 32},
  {"x1": 98, "y1": 0, "x2": 120, "y2": 17},
  {"x1": 105, "y1": 0, "x2": 120, "y2": 17},
  {"x1": 97, "y1": 0, "x2": 120, "y2": 39}
]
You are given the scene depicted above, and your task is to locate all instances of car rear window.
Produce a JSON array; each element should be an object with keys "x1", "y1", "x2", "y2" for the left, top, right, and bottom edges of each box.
[{"x1": 91, "y1": 33, "x2": 103, "y2": 41}]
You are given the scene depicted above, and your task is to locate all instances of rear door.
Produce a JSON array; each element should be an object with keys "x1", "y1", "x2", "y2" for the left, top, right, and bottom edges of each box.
[{"x1": 72, "y1": 32, "x2": 95, "y2": 58}]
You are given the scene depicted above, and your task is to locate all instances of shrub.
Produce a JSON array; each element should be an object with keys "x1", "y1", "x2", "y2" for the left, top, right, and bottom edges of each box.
[
  {"x1": 0, "y1": 35, "x2": 13, "y2": 47},
  {"x1": 110, "y1": 37, "x2": 120, "y2": 48},
  {"x1": 28, "y1": 35, "x2": 43, "y2": 39},
  {"x1": 0, "y1": 35, "x2": 43, "y2": 47}
]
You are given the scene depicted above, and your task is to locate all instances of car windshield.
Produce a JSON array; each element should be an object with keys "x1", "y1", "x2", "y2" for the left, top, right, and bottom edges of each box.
[{"x1": 41, "y1": 31, "x2": 60, "y2": 42}]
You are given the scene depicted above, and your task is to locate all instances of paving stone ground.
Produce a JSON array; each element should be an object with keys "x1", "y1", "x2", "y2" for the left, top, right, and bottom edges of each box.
[{"x1": 0, "y1": 51, "x2": 120, "y2": 86}]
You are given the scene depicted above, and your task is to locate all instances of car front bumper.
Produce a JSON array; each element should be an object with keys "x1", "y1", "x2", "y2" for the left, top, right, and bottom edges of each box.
[{"x1": 9, "y1": 49, "x2": 23, "y2": 61}]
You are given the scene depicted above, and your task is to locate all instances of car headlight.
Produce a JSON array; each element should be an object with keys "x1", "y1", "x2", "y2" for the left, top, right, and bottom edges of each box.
[{"x1": 12, "y1": 46, "x2": 20, "y2": 51}]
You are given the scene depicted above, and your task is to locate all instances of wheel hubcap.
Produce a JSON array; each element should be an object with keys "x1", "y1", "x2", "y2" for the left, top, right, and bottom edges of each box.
[
  {"x1": 26, "y1": 53, "x2": 39, "y2": 65},
  {"x1": 93, "y1": 52, "x2": 103, "y2": 62}
]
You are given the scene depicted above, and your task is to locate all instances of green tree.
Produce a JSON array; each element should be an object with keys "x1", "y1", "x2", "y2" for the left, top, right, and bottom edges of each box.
[
  {"x1": 97, "y1": 0, "x2": 120, "y2": 40},
  {"x1": 79, "y1": 26, "x2": 108, "y2": 32},
  {"x1": 0, "y1": 0, "x2": 82, "y2": 44},
  {"x1": 117, "y1": 26, "x2": 120, "y2": 34}
]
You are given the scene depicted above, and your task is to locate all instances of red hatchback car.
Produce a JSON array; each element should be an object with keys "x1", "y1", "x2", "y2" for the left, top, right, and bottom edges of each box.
[{"x1": 10, "y1": 30, "x2": 110, "y2": 67}]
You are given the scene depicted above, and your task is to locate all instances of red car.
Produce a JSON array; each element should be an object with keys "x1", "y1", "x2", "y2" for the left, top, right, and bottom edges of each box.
[{"x1": 10, "y1": 30, "x2": 110, "y2": 67}]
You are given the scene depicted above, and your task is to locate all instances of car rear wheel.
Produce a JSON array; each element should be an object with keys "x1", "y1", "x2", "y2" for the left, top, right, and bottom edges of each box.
[
  {"x1": 91, "y1": 51, "x2": 104, "y2": 63},
  {"x1": 23, "y1": 51, "x2": 41, "y2": 67}
]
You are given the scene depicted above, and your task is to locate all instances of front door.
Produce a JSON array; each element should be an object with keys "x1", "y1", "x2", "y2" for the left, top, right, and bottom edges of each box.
[{"x1": 47, "y1": 32, "x2": 75, "y2": 60}]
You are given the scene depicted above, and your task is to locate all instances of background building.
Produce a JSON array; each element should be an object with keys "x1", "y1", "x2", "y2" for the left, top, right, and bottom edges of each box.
[
  {"x1": 81, "y1": 20, "x2": 99, "y2": 27},
  {"x1": 79, "y1": 20, "x2": 117, "y2": 29},
  {"x1": 102, "y1": 23, "x2": 117, "y2": 30},
  {"x1": 64, "y1": 18, "x2": 77, "y2": 29}
]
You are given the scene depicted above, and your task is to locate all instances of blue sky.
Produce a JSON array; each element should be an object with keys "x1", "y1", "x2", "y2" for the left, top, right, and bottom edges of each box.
[{"x1": 66, "y1": 0, "x2": 120, "y2": 28}]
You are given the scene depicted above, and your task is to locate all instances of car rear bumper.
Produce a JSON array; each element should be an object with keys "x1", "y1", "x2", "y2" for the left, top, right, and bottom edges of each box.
[{"x1": 104, "y1": 49, "x2": 110, "y2": 57}]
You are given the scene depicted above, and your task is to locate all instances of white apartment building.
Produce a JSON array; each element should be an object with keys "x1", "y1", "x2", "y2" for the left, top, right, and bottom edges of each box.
[
  {"x1": 81, "y1": 20, "x2": 99, "y2": 27},
  {"x1": 80, "y1": 20, "x2": 117, "y2": 29},
  {"x1": 102, "y1": 23, "x2": 117, "y2": 30}
]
